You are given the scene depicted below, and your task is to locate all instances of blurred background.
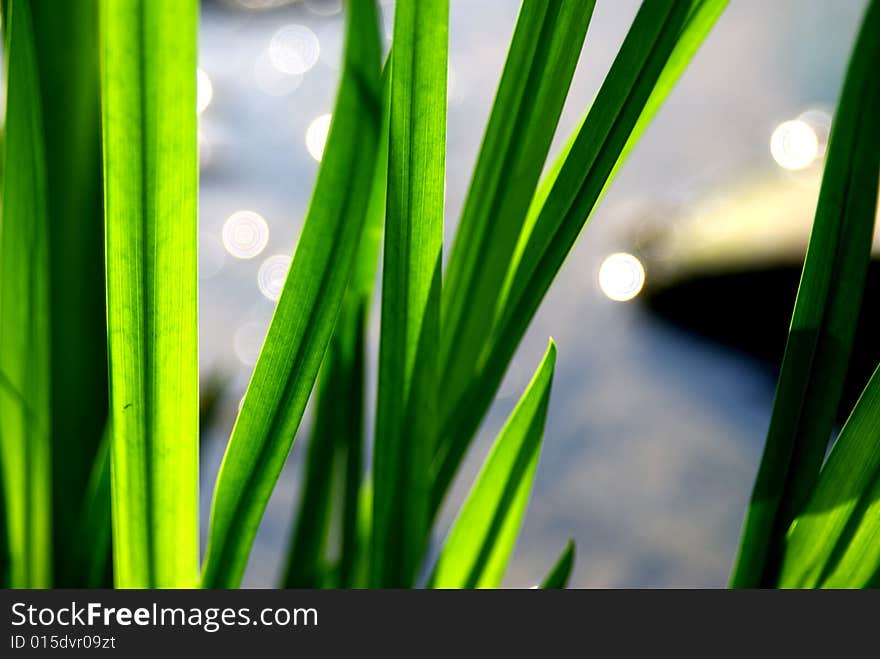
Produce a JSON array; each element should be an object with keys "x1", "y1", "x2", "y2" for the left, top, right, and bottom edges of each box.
[{"x1": 194, "y1": 0, "x2": 878, "y2": 587}]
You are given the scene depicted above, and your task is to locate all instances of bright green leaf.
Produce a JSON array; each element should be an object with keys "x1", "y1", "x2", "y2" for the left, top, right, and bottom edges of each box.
[
  {"x1": 283, "y1": 66, "x2": 389, "y2": 590},
  {"x1": 429, "y1": 341, "x2": 555, "y2": 589},
  {"x1": 432, "y1": 0, "x2": 728, "y2": 514},
  {"x1": 101, "y1": 0, "x2": 199, "y2": 588},
  {"x1": 779, "y1": 364, "x2": 880, "y2": 588},
  {"x1": 439, "y1": 1, "x2": 595, "y2": 425},
  {"x1": 371, "y1": 0, "x2": 448, "y2": 588},
  {"x1": 202, "y1": 0, "x2": 383, "y2": 588}
]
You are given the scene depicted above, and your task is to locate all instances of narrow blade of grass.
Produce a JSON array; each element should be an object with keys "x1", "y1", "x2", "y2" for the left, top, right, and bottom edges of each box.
[
  {"x1": 283, "y1": 68, "x2": 390, "y2": 589},
  {"x1": 30, "y1": 0, "x2": 108, "y2": 588},
  {"x1": 731, "y1": 0, "x2": 880, "y2": 588},
  {"x1": 778, "y1": 364, "x2": 880, "y2": 588},
  {"x1": 202, "y1": 0, "x2": 383, "y2": 588},
  {"x1": 541, "y1": 538, "x2": 575, "y2": 589},
  {"x1": 429, "y1": 341, "x2": 555, "y2": 589},
  {"x1": 0, "y1": 449, "x2": 8, "y2": 587},
  {"x1": 0, "y1": 0, "x2": 52, "y2": 588},
  {"x1": 439, "y1": 1, "x2": 595, "y2": 418},
  {"x1": 432, "y1": 0, "x2": 728, "y2": 514},
  {"x1": 511, "y1": 0, "x2": 729, "y2": 265},
  {"x1": 101, "y1": 0, "x2": 199, "y2": 587},
  {"x1": 372, "y1": 0, "x2": 448, "y2": 588},
  {"x1": 283, "y1": 302, "x2": 369, "y2": 588}
]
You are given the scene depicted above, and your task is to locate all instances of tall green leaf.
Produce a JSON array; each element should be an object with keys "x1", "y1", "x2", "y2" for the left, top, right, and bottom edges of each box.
[
  {"x1": 731, "y1": 0, "x2": 880, "y2": 588},
  {"x1": 439, "y1": 1, "x2": 595, "y2": 418},
  {"x1": 432, "y1": 0, "x2": 728, "y2": 513},
  {"x1": 30, "y1": 0, "x2": 108, "y2": 588},
  {"x1": 541, "y1": 538, "x2": 575, "y2": 589},
  {"x1": 429, "y1": 341, "x2": 555, "y2": 589},
  {"x1": 372, "y1": 0, "x2": 447, "y2": 588},
  {"x1": 779, "y1": 364, "x2": 880, "y2": 588},
  {"x1": 283, "y1": 68, "x2": 389, "y2": 589},
  {"x1": 101, "y1": 0, "x2": 199, "y2": 588},
  {"x1": 0, "y1": 0, "x2": 52, "y2": 588},
  {"x1": 202, "y1": 0, "x2": 383, "y2": 588}
]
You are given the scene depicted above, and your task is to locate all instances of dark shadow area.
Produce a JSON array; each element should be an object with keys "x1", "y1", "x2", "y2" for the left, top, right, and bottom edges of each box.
[{"x1": 642, "y1": 259, "x2": 880, "y2": 424}]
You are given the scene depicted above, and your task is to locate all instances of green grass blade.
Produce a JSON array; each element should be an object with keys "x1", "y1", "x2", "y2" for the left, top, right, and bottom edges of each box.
[
  {"x1": 0, "y1": 0, "x2": 52, "y2": 588},
  {"x1": 778, "y1": 364, "x2": 880, "y2": 588},
  {"x1": 283, "y1": 302, "x2": 369, "y2": 588},
  {"x1": 432, "y1": 0, "x2": 727, "y2": 514},
  {"x1": 69, "y1": 428, "x2": 112, "y2": 588},
  {"x1": 439, "y1": 1, "x2": 595, "y2": 419},
  {"x1": 335, "y1": 73, "x2": 389, "y2": 589},
  {"x1": 731, "y1": 0, "x2": 880, "y2": 588},
  {"x1": 541, "y1": 538, "x2": 575, "y2": 589},
  {"x1": 372, "y1": 0, "x2": 448, "y2": 588},
  {"x1": 0, "y1": 447, "x2": 9, "y2": 587},
  {"x1": 512, "y1": 0, "x2": 729, "y2": 264},
  {"x1": 283, "y1": 67, "x2": 389, "y2": 589},
  {"x1": 429, "y1": 341, "x2": 555, "y2": 589},
  {"x1": 350, "y1": 478, "x2": 374, "y2": 588},
  {"x1": 202, "y1": 0, "x2": 383, "y2": 588},
  {"x1": 101, "y1": 0, "x2": 199, "y2": 588},
  {"x1": 30, "y1": 0, "x2": 108, "y2": 588}
]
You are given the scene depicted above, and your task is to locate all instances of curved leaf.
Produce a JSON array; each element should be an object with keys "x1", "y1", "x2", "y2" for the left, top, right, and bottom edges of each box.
[
  {"x1": 202, "y1": 0, "x2": 383, "y2": 588},
  {"x1": 541, "y1": 538, "x2": 575, "y2": 589},
  {"x1": 439, "y1": 1, "x2": 595, "y2": 420},
  {"x1": 432, "y1": 0, "x2": 728, "y2": 514},
  {"x1": 731, "y1": 0, "x2": 880, "y2": 587},
  {"x1": 779, "y1": 364, "x2": 880, "y2": 588},
  {"x1": 429, "y1": 341, "x2": 555, "y2": 589}
]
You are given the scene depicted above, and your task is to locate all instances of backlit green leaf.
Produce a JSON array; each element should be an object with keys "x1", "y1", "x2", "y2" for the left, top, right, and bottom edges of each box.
[
  {"x1": 439, "y1": 1, "x2": 595, "y2": 428},
  {"x1": 432, "y1": 0, "x2": 728, "y2": 513},
  {"x1": 283, "y1": 66, "x2": 390, "y2": 590},
  {"x1": 101, "y1": 0, "x2": 199, "y2": 588},
  {"x1": 0, "y1": 0, "x2": 52, "y2": 588},
  {"x1": 202, "y1": 0, "x2": 383, "y2": 588},
  {"x1": 779, "y1": 364, "x2": 880, "y2": 588},
  {"x1": 371, "y1": 0, "x2": 448, "y2": 588},
  {"x1": 429, "y1": 341, "x2": 555, "y2": 589},
  {"x1": 30, "y1": 0, "x2": 108, "y2": 588}
]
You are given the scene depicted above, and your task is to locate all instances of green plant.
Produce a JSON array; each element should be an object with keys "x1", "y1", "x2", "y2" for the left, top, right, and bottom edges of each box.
[
  {"x1": 1, "y1": 0, "x2": 875, "y2": 590},
  {"x1": 731, "y1": 0, "x2": 880, "y2": 588}
]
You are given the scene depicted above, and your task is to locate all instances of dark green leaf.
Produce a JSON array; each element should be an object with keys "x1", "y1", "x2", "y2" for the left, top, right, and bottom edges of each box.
[
  {"x1": 731, "y1": 0, "x2": 880, "y2": 587},
  {"x1": 0, "y1": 0, "x2": 52, "y2": 588},
  {"x1": 30, "y1": 0, "x2": 108, "y2": 588},
  {"x1": 541, "y1": 538, "x2": 575, "y2": 589}
]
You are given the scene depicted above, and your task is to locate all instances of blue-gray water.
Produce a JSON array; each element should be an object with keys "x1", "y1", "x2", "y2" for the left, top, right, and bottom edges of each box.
[{"x1": 195, "y1": 0, "x2": 868, "y2": 587}]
